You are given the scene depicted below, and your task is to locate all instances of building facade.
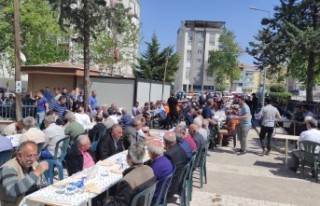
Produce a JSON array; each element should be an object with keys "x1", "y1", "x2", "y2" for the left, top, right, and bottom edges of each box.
[
  {"x1": 174, "y1": 20, "x2": 225, "y2": 92},
  {"x1": 232, "y1": 64, "x2": 261, "y2": 94}
]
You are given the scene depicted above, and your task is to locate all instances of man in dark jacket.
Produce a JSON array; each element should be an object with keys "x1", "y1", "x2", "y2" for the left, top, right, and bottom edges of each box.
[
  {"x1": 95, "y1": 124, "x2": 124, "y2": 161},
  {"x1": 65, "y1": 135, "x2": 95, "y2": 176},
  {"x1": 164, "y1": 131, "x2": 189, "y2": 196}
]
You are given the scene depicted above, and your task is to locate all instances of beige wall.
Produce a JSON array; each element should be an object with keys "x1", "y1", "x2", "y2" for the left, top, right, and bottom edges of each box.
[{"x1": 27, "y1": 74, "x2": 75, "y2": 94}]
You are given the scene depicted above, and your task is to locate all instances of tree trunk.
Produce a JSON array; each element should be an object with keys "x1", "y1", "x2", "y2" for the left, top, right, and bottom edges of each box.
[
  {"x1": 306, "y1": 53, "x2": 315, "y2": 102},
  {"x1": 83, "y1": 0, "x2": 90, "y2": 111}
]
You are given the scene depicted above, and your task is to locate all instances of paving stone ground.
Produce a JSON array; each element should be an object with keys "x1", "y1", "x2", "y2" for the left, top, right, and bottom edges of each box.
[{"x1": 168, "y1": 128, "x2": 320, "y2": 206}]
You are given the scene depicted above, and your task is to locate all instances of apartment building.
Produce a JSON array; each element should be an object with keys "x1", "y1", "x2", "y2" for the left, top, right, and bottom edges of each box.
[
  {"x1": 232, "y1": 64, "x2": 261, "y2": 94},
  {"x1": 174, "y1": 20, "x2": 225, "y2": 92}
]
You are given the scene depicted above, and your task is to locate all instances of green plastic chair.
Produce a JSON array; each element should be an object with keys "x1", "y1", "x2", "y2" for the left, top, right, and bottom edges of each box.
[
  {"x1": 194, "y1": 142, "x2": 210, "y2": 188},
  {"x1": 178, "y1": 161, "x2": 192, "y2": 206},
  {"x1": 152, "y1": 167, "x2": 175, "y2": 206},
  {"x1": 130, "y1": 182, "x2": 157, "y2": 206},
  {"x1": 90, "y1": 127, "x2": 107, "y2": 153},
  {"x1": 298, "y1": 140, "x2": 320, "y2": 181},
  {"x1": 44, "y1": 136, "x2": 70, "y2": 184},
  {"x1": 186, "y1": 152, "x2": 198, "y2": 205}
]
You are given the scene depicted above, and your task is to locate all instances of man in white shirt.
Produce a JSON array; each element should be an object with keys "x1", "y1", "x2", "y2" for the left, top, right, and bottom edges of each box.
[
  {"x1": 259, "y1": 97, "x2": 281, "y2": 155},
  {"x1": 40, "y1": 115, "x2": 65, "y2": 159},
  {"x1": 74, "y1": 104, "x2": 91, "y2": 129},
  {"x1": 289, "y1": 117, "x2": 320, "y2": 172}
]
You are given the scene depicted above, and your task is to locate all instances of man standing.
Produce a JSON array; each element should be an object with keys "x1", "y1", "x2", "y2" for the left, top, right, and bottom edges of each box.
[
  {"x1": 88, "y1": 90, "x2": 98, "y2": 113},
  {"x1": 0, "y1": 141, "x2": 48, "y2": 206},
  {"x1": 235, "y1": 96, "x2": 252, "y2": 154},
  {"x1": 49, "y1": 95, "x2": 67, "y2": 118},
  {"x1": 35, "y1": 90, "x2": 49, "y2": 125},
  {"x1": 259, "y1": 97, "x2": 280, "y2": 155},
  {"x1": 167, "y1": 93, "x2": 178, "y2": 125}
]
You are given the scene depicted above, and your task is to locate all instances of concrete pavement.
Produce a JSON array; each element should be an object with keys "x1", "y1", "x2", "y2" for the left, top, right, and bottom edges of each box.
[{"x1": 169, "y1": 128, "x2": 320, "y2": 206}]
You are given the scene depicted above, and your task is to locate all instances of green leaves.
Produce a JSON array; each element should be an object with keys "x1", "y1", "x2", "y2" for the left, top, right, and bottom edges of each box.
[
  {"x1": 207, "y1": 29, "x2": 241, "y2": 91},
  {"x1": 134, "y1": 34, "x2": 179, "y2": 82}
]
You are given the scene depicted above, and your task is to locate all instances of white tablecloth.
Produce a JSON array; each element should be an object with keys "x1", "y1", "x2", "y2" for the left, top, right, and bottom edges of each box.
[{"x1": 21, "y1": 150, "x2": 150, "y2": 206}]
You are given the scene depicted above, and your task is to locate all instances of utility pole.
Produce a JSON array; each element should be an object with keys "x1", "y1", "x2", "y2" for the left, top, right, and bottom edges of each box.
[
  {"x1": 161, "y1": 51, "x2": 169, "y2": 100},
  {"x1": 13, "y1": 0, "x2": 22, "y2": 121}
]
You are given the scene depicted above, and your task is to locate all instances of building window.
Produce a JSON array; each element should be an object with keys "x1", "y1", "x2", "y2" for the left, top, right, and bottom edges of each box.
[
  {"x1": 197, "y1": 50, "x2": 203, "y2": 55},
  {"x1": 197, "y1": 41, "x2": 203, "y2": 47},
  {"x1": 186, "y1": 67, "x2": 191, "y2": 79},
  {"x1": 187, "y1": 50, "x2": 192, "y2": 63},
  {"x1": 188, "y1": 32, "x2": 193, "y2": 42},
  {"x1": 209, "y1": 41, "x2": 215, "y2": 47},
  {"x1": 197, "y1": 32, "x2": 204, "y2": 39}
]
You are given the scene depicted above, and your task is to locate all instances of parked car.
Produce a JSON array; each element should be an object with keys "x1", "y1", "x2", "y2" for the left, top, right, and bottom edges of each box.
[{"x1": 289, "y1": 89, "x2": 299, "y2": 96}]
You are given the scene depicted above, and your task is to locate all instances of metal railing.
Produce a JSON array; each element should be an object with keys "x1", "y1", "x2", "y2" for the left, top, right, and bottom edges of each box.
[{"x1": 0, "y1": 104, "x2": 36, "y2": 120}]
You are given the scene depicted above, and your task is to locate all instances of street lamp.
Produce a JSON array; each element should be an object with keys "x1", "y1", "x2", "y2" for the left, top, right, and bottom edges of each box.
[{"x1": 249, "y1": 6, "x2": 271, "y2": 108}]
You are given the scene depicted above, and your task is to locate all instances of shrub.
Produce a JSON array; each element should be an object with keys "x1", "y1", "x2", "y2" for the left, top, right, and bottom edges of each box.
[
  {"x1": 269, "y1": 83, "x2": 286, "y2": 93},
  {"x1": 269, "y1": 91, "x2": 292, "y2": 104}
]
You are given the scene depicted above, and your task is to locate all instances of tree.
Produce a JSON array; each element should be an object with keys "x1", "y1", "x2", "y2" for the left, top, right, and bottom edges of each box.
[
  {"x1": 207, "y1": 29, "x2": 241, "y2": 92},
  {"x1": 134, "y1": 34, "x2": 179, "y2": 82},
  {"x1": 0, "y1": 0, "x2": 68, "y2": 73},
  {"x1": 48, "y1": 0, "x2": 108, "y2": 110},
  {"x1": 90, "y1": 3, "x2": 139, "y2": 76},
  {"x1": 247, "y1": 0, "x2": 320, "y2": 102}
]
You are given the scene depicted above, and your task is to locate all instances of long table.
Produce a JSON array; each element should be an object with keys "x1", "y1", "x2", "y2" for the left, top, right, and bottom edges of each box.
[
  {"x1": 20, "y1": 150, "x2": 150, "y2": 206},
  {"x1": 273, "y1": 134, "x2": 299, "y2": 167}
]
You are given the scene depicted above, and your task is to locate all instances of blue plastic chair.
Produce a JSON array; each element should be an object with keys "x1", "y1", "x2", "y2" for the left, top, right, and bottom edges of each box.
[
  {"x1": 152, "y1": 167, "x2": 175, "y2": 206},
  {"x1": 130, "y1": 181, "x2": 157, "y2": 206},
  {"x1": 0, "y1": 150, "x2": 13, "y2": 166},
  {"x1": 44, "y1": 136, "x2": 70, "y2": 184}
]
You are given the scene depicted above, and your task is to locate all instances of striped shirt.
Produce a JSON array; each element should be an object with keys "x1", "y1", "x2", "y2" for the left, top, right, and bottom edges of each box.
[
  {"x1": 49, "y1": 101, "x2": 67, "y2": 117},
  {"x1": 0, "y1": 166, "x2": 38, "y2": 198}
]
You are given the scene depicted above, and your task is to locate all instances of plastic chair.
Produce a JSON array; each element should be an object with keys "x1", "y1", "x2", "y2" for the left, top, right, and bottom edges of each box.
[
  {"x1": 0, "y1": 150, "x2": 13, "y2": 166},
  {"x1": 298, "y1": 140, "x2": 320, "y2": 181},
  {"x1": 227, "y1": 124, "x2": 239, "y2": 148},
  {"x1": 130, "y1": 182, "x2": 157, "y2": 206},
  {"x1": 178, "y1": 161, "x2": 192, "y2": 206},
  {"x1": 37, "y1": 142, "x2": 45, "y2": 156},
  {"x1": 44, "y1": 136, "x2": 70, "y2": 184},
  {"x1": 90, "y1": 127, "x2": 107, "y2": 153},
  {"x1": 152, "y1": 167, "x2": 175, "y2": 206},
  {"x1": 186, "y1": 152, "x2": 198, "y2": 204},
  {"x1": 194, "y1": 142, "x2": 210, "y2": 188}
]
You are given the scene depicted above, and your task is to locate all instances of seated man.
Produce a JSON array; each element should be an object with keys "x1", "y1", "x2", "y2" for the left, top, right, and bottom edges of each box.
[
  {"x1": 19, "y1": 116, "x2": 45, "y2": 144},
  {"x1": 95, "y1": 124, "x2": 124, "y2": 161},
  {"x1": 123, "y1": 119, "x2": 142, "y2": 149},
  {"x1": 74, "y1": 104, "x2": 92, "y2": 130},
  {"x1": 1, "y1": 120, "x2": 24, "y2": 136},
  {"x1": 175, "y1": 125, "x2": 197, "y2": 153},
  {"x1": 193, "y1": 117, "x2": 208, "y2": 141},
  {"x1": 290, "y1": 117, "x2": 320, "y2": 173},
  {"x1": 108, "y1": 142, "x2": 156, "y2": 206},
  {"x1": 189, "y1": 124, "x2": 206, "y2": 150},
  {"x1": 64, "y1": 111, "x2": 85, "y2": 143},
  {"x1": 88, "y1": 114, "x2": 107, "y2": 142},
  {"x1": 0, "y1": 141, "x2": 48, "y2": 206},
  {"x1": 217, "y1": 110, "x2": 239, "y2": 146},
  {"x1": 40, "y1": 115, "x2": 65, "y2": 160},
  {"x1": 184, "y1": 107, "x2": 195, "y2": 127},
  {"x1": 147, "y1": 140, "x2": 173, "y2": 203},
  {"x1": 65, "y1": 135, "x2": 95, "y2": 176},
  {"x1": 118, "y1": 108, "x2": 132, "y2": 130},
  {"x1": 164, "y1": 131, "x2": 189, "y2": 196}
]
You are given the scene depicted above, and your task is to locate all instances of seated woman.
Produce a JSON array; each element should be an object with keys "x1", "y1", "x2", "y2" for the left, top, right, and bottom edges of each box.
[{"x1": 217, "y1": 110, "x2": 239, "y2": 146}]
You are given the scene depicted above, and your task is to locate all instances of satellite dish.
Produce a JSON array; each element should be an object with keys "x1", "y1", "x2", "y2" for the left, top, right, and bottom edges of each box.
[{"x1": 20, "y1": 52, "x2": 26, "y2": 63}]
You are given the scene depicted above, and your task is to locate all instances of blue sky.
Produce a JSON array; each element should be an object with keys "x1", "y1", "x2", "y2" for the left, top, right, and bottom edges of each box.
[{"x1": 139, "y1": 0, "x2": 280, "y2": 65}]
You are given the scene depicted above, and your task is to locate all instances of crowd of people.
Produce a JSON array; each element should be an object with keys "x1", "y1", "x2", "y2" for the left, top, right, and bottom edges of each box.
[{"x1": 1, "y1": 87, "x2": 320, "y2": 205}]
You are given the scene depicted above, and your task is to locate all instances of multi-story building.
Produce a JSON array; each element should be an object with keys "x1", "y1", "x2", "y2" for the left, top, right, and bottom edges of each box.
[
  {"x1": 174, "y1": 20, "x2": 225, "y2": 92},
  {"x1": 232, "y1": 64, "x2": 262, "y2": 94}
]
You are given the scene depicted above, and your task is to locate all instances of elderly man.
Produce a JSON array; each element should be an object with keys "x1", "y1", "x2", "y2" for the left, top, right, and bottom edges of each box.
[
  {"x1": 189, "y1": 124, "x2": 205, "y2": 150},
  {"x1": 40, "y1": 115, "x2": 65, "y2": 160},
  {"x1": 175, "y1": 125, "x2": 197, "y2": 152},
  {"x1": 65, "y1": 135, "x2": 95, "y2": 176},
  {"x1": 185, "y1": 107, "x2": 195, "y2": 126},
  {"x1": 96, "y1": 124, "x2": 124, "y2": 161},
  {"x1": 164, "y1": 131, "x2": 189, "y2": 196},
  {"x1": 289, "y1": 117, "x2": 320, "y2": 173},
  {"x1": 88, "y1": 114, "x2": 107, "y2": 142},
  {"x1": 123, "y1": 118, "x2": 142, "y2": 149},
  {"x1": 20, "y1": 117, "x2": 45, "y2": 145},
  {"x1": 1, "y1": 120, "x2": 24, "y2": 136},
  {"x1": 0, "y1": 141, "x2": 48, "y2": 206},
  {"x1": 103, "y1": 108, "x2": 118, "y2": 129},
  {"x1": 193, "y1": 117, "x2": 208, "y2": 140},
  {"x1": 74, "y1": 104, "x2": 91, "y2": 130},
  {"x1": 147, "y1": 140, "x2": 173, "y2": 202},
  {"x1": 64, "y1": 111, "x2": 85, "y2": 143},
  {"x1": 118, "y1": 108, "x2": 132, "y2": 130},
  {"x1": 109, "y1": 142, "x2": 156, "y2": 206}
]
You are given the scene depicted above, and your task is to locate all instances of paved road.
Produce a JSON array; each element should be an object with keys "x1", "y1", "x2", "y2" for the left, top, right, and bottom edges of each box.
[{"x1": 168, "y1": 129, "x2": 320, "y2": 206}]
